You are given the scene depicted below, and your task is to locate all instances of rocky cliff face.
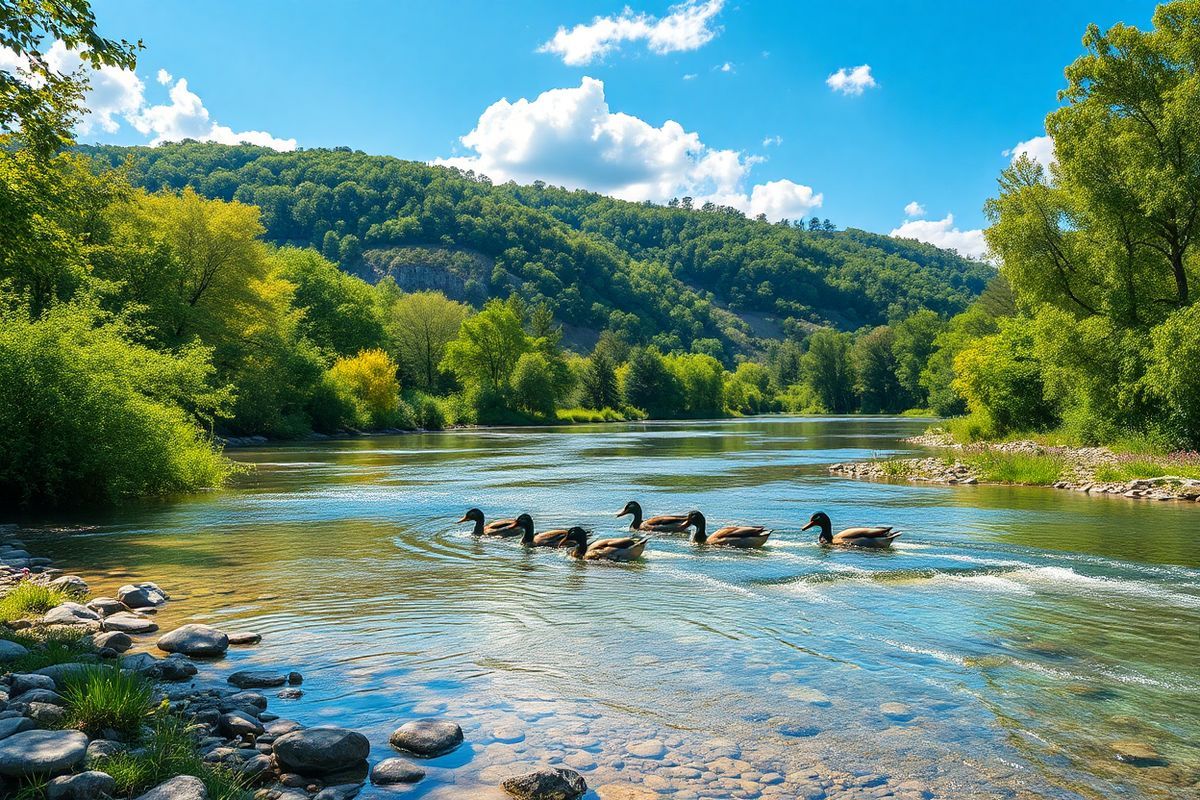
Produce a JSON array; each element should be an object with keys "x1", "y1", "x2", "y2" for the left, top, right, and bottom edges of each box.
[{"x1": 362, "y1": 246, "x2": 512, "y2": 306}]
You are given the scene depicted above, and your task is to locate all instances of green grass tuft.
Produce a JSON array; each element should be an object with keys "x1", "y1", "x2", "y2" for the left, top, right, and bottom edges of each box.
[
  {"x1": 1094, "y1": 460, "x2": 1200, "y2": 483},
  {"x1": 61, "y1": 663, "x2": 154, "y2": 738},
  {"x1": 0, "y1": 627, "x2": 93, "y2": 673},
  {"x1": 961, "y1": 451, "x2": 1068, "y2": 485},
  {"x1": 0, "y1": 581, "x2": 79, "y2": 623}
]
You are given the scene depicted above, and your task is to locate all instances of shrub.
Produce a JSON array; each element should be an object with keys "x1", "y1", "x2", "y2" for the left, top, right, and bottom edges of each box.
[
  {"x1": 1147, "y1": 303, "x2": 1200, "y2": 448},
  {"x1": 511, "y1": 352, "x2": 557, "y2": 417},
  {"x1": 406, "y1": 391, "x2": 447, "y2": 430},
  {"x1": 326, "y1": 348, "x2": 402, "y2": 429},
  {"x1": 61, "y1": 663, "x2": 154, "y2": 738},
  {"x1": 952, "y1": 318, "x2": 1057, "y2": 435},
  {"x1": 0, "y1": 582, "x2": 77, "y2": 622}
]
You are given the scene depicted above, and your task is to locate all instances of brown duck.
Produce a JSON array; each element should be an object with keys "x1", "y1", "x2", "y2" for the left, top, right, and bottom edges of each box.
[
  {"x1": 688, "y1": 511, "x2": 772, "y2": 548},
  {"x1": 520, "y1": 523, "x2": 579, "y2": 548},
  {"x1": 458, "y1": 508, "x2": 531, "y2": 538},
  {"x1": 802, "y1": 511, "x2": 900, "y2": 548},
  {"x1": 617, "y1": 500, "x2": 693, "y2": 533},
  {"x1": 565, "y1": 528, "x2": 649, "y2": 561}
]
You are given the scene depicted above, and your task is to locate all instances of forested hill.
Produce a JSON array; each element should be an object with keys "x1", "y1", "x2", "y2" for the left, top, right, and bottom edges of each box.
[{"x1": 81, "y1": 142, "x2": 992, "y2": 356}]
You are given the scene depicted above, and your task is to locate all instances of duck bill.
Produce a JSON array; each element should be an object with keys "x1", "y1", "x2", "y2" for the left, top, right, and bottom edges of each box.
[
  {"x1": 615, "y1": 510, "x2": 629, "y2": 518},
  {"x1": 456, "y1": 516, "x2": 469, "y2": 523},
  {"x1": 801, "y1": 521, "x2": 815, "y2": 531}
]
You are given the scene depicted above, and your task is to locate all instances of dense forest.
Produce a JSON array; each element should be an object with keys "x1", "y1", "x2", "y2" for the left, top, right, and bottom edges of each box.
[{"x1": 2, "y1": 1, "x2": 1198, "y2": 509}]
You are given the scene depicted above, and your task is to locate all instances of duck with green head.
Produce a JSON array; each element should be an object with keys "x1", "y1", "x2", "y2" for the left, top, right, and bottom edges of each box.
[
  {"x1": 616, "y1": 500, "x2": 693, "y2": 533},
  {"x1": 457, "y1": 508, "x2": 533, "y2": 538},
  {"x1": 687, "y1": 510, "x2": 772, "y2": 548},
  {"x1": 565, "y1": 528, "x2": 650, "y2": 561},
  {"x1": 802, "y1": 511, "x2": 900, "y2": 548}
]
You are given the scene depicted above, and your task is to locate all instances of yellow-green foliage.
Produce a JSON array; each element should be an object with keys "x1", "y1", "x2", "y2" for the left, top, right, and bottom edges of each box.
[
  {"x1": 0, "y1": 581, "x2": 76, "y2": 622},
  {"x1": 327, "y1": 348, "x2": 404, "y2": 429},
  {"x1": 960, "y1": 451, "x2": 1068, "y2": 485},
  {"x1": 555, "y1": 407, "x2": 632, "y2": 423}
]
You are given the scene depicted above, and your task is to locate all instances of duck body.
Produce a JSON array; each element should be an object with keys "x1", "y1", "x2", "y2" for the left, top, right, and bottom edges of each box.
[
  {"x1": 688, "y1": 511, "x2": 772, "y2": 548},
  {"x1": 617, "y1": 500, "x2": 694, "y2": 533},
  {"x1": 458, "y1": 509, "x2": 533, "y2": 538},
  {"x1": 803, "y1": 512, "x2": 900, "y2": 548},
  {"x1": 522, "y1": 527, "x2": 576, "y2": 548},
  {"x1": 566, "y1": 529, "x2": 649, "y2": 561}
]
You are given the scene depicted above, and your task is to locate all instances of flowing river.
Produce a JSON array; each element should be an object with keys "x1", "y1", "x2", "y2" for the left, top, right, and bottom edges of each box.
[{"x1": 16, "y1": 417, "x2": 1200, "y2": 799}]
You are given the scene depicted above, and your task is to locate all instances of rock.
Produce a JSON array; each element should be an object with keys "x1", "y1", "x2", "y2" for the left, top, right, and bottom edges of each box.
[
  {"x1": 239, "y1": 753, "x2": 273, "y2": 778},
  {"x1": 10, "y1": 688, "x2": 65, "y2": 706},
  {"x1": 879, "y1": 702, "x2": 914, "y2": 721},
  {"x1": 501, "y1": 768, "x2": 587, "y2": 800},
  {"x1": 0, "y1": 639, "x2": 30, "y2": 662},
  {"x1": 277, "y1": 688, "x2": 303, "y2": 699},
  {"x1": 313, "y1": 785, "x2": 362, "y2": 800},
  {"x1": 91, "y1": 631, "x2": 132, "y2": 653},
  {"x1": 33, "y1": 662, "x2": 94, "y2": 688},
  {"x1": 42, "y1": 602, "x2": 100, "y2": 626},
  {"x1": 287, "y1": 671, "x2": 303, "y2": 685},
  {"x1": 1111, "y1": 740, "x2": 1168, "y2": 766},
  {"x1": 85, "y1": 740, "x2": 124, "y2": 760},
  {"x1": 227, "y1": 631, "x2": 261, "y2": 645},
  {"x1": 157, "y1": 624, "x2": 229, "y2": 657},
  {"x1": 117, "y1": 582, "x2": 169, "y2": 609},
  {"x1": 265, "y1": 719, "x2": 305, "y2": 736},
  {"x1": 389, "y1": 718, "x2": 463, "y2": 757},
  {"x1": 133, "y1": 775, "x2": 207, "y2": 800},
  {"x1": 0, "y1": 717, "x2": 35, "y2": 741},
  {"x1": 152, "y1": 657, "x2": 198, "y2": 682},
  {"x1": 227, "y1": 670, "x2": 286, "y2": 689},
  {"x1": 102, "y1": 612, "x2": 158, "y2": 634},
  {"x1": 273, "y1": 728, "x2": 370, "y2": 775},
  {"x1": 121, "y1": 652, "x2": 159, "y2": 672},
  {"x1": 86, "y1": 597, "x2": 128, "y2": 617},
  {"x1": 370, "y1": 757, "x2": 426, "y2": 785},
  {"x1": 492, "y1": 725, "x2": 524, "y2": 743},
  {"x1": 46, "y1": 770, "x2": 116, "y2": 800},
  {"x1": 28, "y1": 702, "x2": 69, "y2": 726},
  {"x1": 625, "y1": 739, "x2": 666, "y2": 758},
  {"x1": 9, "y1": 673, "x2": 56, "y2": 696},
  {"x1": 0, "y1": 729, "x2": 88, "y2": 775},
  {"x1": 46, "y1": 576, "x2": 88, "y2": 596},
  {"x1": 228, "y1": 691, "x2": 268, "y2": 711},
  {"x1": 219, "y1": 711, "x2": 264, "y2": 739}
]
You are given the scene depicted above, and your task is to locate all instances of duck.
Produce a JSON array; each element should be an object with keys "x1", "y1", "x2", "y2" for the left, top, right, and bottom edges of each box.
[
  {"x1": 616, "y1": 500, "x2": 694, "y2": 533},
  {"x1": 687, "y1": 511, "x2": 772, "y2": 548},
  {"x1": 565, "y1": 528, "x2": 649, "y2": 562},
  {"x1": 457, "y1": 508, "x2": 532, "y2": 538},
  {"x1": 802, "y1": 511, "x2": 900, "y2": 548},
  {"x1": 520, "y1": 523, "x2": 579, "y2": 548}
]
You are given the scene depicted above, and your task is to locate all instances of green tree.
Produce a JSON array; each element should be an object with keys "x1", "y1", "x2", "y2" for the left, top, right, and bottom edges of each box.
[
  {"x1": 801, "y1": 329, "x2": 856, "y2": 413},
  {"x1": 621, "y1": 347, "x2": 682, "y2": 418},
  {"x1": 511, "y1": 352, "x2": 557, "y2": 417},
  {"x1": 666, "y1": 352, "x2": 725, "y2": 416},
  {"x1": 581, "y1": 350, "x2": 620, "y2": 410},
  {"x1": 853, "y1": 326, "x2": 903, "y2": 413},
  {"x1": 953, "y1": 318, "x2": 1057, "y2": 435},
  {"x1": 441, "y1": 299, "x2": 529, "y2": 395},
  {"x1": 1147, "y1": 302, "x2": 1200, "y2": 445},
  {"x1": 890, "y1": 311, "x2": 944, "y2": 408},
  {"x1": 270, "y1": 247, "x2": 384, "y2": 357},
  {"x1": 383, "y1": 289, "x2": 469, "y2": 391}
]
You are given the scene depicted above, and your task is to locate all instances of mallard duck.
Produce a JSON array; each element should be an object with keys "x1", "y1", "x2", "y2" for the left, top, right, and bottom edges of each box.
[
  {"x1": 457, "y1": 508, "x2": 532, "y2": 538},
  {"x1": 616, "y1": 500, "x2": 693, "y2": 533},
  {"x1": 565, "y1": 528, "x2": 649, "y2": 561},
  {"x1": 802, "y1": 511, "x2": 900, "y2": 548},
  {"x1": 688, "y1": 511, "x2": 772, "y2": 548},
  {"x1": 520, "y1": 523, "x2": 578, "y2": 547}
]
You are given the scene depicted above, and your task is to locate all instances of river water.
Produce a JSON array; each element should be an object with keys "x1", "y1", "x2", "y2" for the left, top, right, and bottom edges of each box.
[{"x1": 18, "y1": 417, "x2": 1200, "y2": 799}]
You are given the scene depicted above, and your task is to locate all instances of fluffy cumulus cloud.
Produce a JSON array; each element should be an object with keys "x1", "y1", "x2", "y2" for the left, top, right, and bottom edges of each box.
[
  {"x1": 890, "y1": 214, "x2": 987, "y2": 260},
  {"x1": 1005, "y1": 134, "x2": 1055, "y2": 169},
  {"x1": 0, "y1": 40, "x2": 293, "y2": 150},
  {"x1": 539, "y1": 0, "x2": 724, "y2": 65},
  {"x1": 438, "y1": 77, "x2": 821, "y2": 220},
  {"x1": 826, "y1": 64, "x2": 877, "y2": 96},
  {"x1": 903, "y1": 200, "x2": 925, "y2": 218}
]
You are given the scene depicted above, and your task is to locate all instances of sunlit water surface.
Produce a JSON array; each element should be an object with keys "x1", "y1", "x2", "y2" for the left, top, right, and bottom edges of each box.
[{"x1": 18, "y1": 417, "x2": 1200, "y2": 799}]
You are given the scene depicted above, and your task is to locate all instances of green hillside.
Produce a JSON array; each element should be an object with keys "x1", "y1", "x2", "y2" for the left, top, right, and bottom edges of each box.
[{"x1": 81, "y1": 142, "x2": 992, "y2": 358}]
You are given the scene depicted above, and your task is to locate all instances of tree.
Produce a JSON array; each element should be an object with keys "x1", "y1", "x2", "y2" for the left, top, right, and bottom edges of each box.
[
  {"x1": 666, "y1": 352, "x2": 725, "y2": 415},
  {"x1": 953, "y1": 319, "x2": 1057, "y2": 435},
  {"x1": 441, "y1": 299, "x2": 529, "y2": 394},
  {"x1": 321, "y1": 230, "x2": 340, "y2": 261},
  {"x1": 621, "y1": 347, "x2": 682, "y2": 418},
  {"x1": 808, "y1": 217, "x2": 821, "y2": 231},
  {"x1": 270, "y1": 247, "x2": 384, "y2": 357},
  {"x1": 327, "y1": 348, "x2": 402, "y2": 429},
  {"x1": 891, "y1": 310, "x2": 944, "y2": 408},
  {"x1": 383, "y1": 290, "x2": 469, "y2": 391},
  {"x1": 0, "y1": 0, "x2": 139, "y2": 158},
  {"x1": 852, "y1": 326, "x2": 903, "y2": 413},
  {"x1": 581, "y1": 350, "x2": 620, "y2": 409},
  {"x1": 801, "y1": 329, "x2": 856, "y2": 413},
  {"x1": 338, "y1": 233, "x2": 362, "y2": 265},
  {"x1": 511, "y1": 352, "x2": 557, "y2": 417}
]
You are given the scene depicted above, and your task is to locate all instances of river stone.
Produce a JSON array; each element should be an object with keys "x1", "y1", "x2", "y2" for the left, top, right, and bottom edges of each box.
[
  {"x1": 85, "y1": 740, "x2": 124, "y2": 760},
  {"x1": 28, "y1": 701, "x2": 69, "y2": 726},
  {"x1": 219, "y1": 711, "x2": 264, "y2": 739},
  {"x1": 46, "y1": 770, "x2": 116, "y2": 800},
  {"x1": 86, "y1": 597, "x2": 127, "y2": 617},
  {"x1": 0, "y1": 729, "x2": 88, "y2": 775},
  {"x1": 133, "y1": 775, "x2": 208, "y2": 800},
  {"x1": 43, "y1": 602, "x2": 100, "y2": 625},
  {"x1": 501, "y1": 768, "x2": 587, "y2": 800},
  {"x1": 0, "y1": 717, "x2": 35, "y2": 741},
  {"x1": 389, "y1": 718, "x2": 463, "y2": 757},
  {"x1": 879, "y1": 702, "x2": 914, "y2": 721},
  {"x1": 228, "y1": 670, "x2": 287, "y2": 689},
  {"x1": 10, "y1": 688, "x2": 65, "y2": 706},
  {"x1": 370, "y1": 757, "x2": 426, "y2": 785},
  {"x1": 227, "y1": 631, "x2": 261, "y2": 645},
  {"x1": 626, "y1": 739, "x2": 666, "y2": 758},
  {"x1": 0, "y1": 639, "x2": 30, "y2": 662},
  {"x1": 274, "y1": 728, "x2": 370, "y2": 775},
  {"x1": 118, "y1": 583, "x2": 169, "y2": 609},
  {"x1": 1111, "y1": 740, "x2": 1167, "y2": 766},
  {"x1": 121, "y1": 652, "x2": 158, "y2": 672},
  {"x1": 157, "y1": 624, "x2": 229, "y2": 657},
  {"x1": 102, "y1": 612, "x2": 158, "y2": 634},
  {"x1": 10, "y1": 673, "x2": 55, "y2": 695},
  {"x1": 152, "y1": 656, "x2": 198, "y2": 682},
  {"x1": 46, "y1": 576, "x2": 88, "y2": 596},
  {"x1": 277, "y1": 688, "x2": 303, "y2": 699},
  {"x1": 91, "y1": 630, "x2": 132, "y2": 653},
  {"x1": 313, "y1": 785, "x2": 363, "y2": 800},
  {"x1": 34, "y1": 662, "x2": 94, "y2": 688}
]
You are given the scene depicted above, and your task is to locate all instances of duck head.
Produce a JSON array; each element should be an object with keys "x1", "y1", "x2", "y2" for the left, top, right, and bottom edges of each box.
[
  {"x1": 516, "y1": 513, "x2": 535, "y2": 542},
  {"x1": 686, "y1": 510, "x2": 707, "y2": 542},
  {"x1": 565, "y1": 527, "x2": 590, "y2": 557},
  {"x1": 458, "y1": 508, "x2": 485, "y2": 535},
  {"x1": 616, "y1": 501, "x2": 643, "y2": 528},
  {"x1": 802, "y1": 511, "x2": 833, "y2": 543}
]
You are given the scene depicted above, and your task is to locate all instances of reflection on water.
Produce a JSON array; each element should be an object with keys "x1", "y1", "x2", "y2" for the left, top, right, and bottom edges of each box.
[{"x1": 18, "y1": 417, "x2": 1200, "y2": 799}]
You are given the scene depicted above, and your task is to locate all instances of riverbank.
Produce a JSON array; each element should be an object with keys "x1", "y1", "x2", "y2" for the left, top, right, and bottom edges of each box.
[{"x1": 831, "y1": 433, "x2": 1200, "y2": 502}]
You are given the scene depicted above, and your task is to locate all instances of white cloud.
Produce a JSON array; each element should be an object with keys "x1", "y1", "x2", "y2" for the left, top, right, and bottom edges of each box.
[
  {"x1": 130, "y1": 77, "x2": 296, "y2": 150},
  {"x1": 156, "y1": 68, "x2": 172, "y2": 85},
  {"x1": 903, "y1": 200, "x2": 925, "y2": 218},
  {"x1": 437, "y1": 77, "x2": 820, "y2": 220},
  {"x1": 683, "y1": 73, "x2": 697, "y2": 80},
  {"x1": 890, "y1": 214, "x2": 987, "y2": 260},
  {"x1": 762, "y1": 135, "x2": 782, "y2": 147},
  {"x1": 539, "y1": 0, "x2": 724, "y2": 65},
  {"x1": 1005, "y1": 134, "x2": 1054, "y2": 169},
  {"x1": 718, "y1": 61, "x2": 733, "y2": 72},
  {"x1": 44, "y1": 41, "x2": 145, "y2": 135},
  {"x1": 826, "y1": 64, "x2": 877, "y2": 96}
]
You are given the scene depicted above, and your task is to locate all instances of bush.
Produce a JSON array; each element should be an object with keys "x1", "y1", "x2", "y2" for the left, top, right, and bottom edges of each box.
[
  {"x1": 406, "y1": 391, "x2": 447, "y2": 430},
  {"x1": 326, "y1": 348, "x2": 403, "y2": 429},
  {"x1": 1147, "y1": 303, "x2": 1200, "y2": 448},
  {"x1": 511, "y1": 352, "x2": 557, "y2": 417},
  {"x1": 0, "y1": 296, "x2": 236, "y2": 507},
  {"x1": 952, "y1": 318, "x2": 1057, "y2": 435},
  {"x1": 61, "y1": 663, "x2": 154, "y2": 738},
  {"x1": 0, "y1": 582, "x2": 79, "y2": 622}
]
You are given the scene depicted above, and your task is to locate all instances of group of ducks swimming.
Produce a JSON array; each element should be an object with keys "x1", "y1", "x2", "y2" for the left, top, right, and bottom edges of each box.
[{"x1": 457, "y1": 500, "x2": 902, "y2": 562}]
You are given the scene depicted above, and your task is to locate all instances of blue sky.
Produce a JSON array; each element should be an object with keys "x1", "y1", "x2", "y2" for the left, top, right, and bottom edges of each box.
[{"x1": 71, "y1": 0, "x2": 1154, "y2": 256}]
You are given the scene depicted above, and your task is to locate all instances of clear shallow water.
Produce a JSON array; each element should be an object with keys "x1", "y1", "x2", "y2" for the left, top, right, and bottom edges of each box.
[{"x1": 18, "y1": 417, "x2": 1200, "y2": 799}]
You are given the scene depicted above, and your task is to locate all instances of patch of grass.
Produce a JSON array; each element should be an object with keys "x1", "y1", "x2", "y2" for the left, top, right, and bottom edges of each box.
[
  {"x1": 900, "y1": 408, "x2": 934, "y2": 417},
  {"x1": 0, "y1": 627, "x2": 93, "y2": 673},
  {"x1": 61, "y1": 663, "x2": 154, "y2": 738},
  {"x1": 0, "y1": 581, "x2": 78, "y2": 623},
  {"x1": 877, "y1": 457, "x2": 915, "y2": 478},
  {"x1": 1094, "y1": 460, "x2": 1200, "y2": 483},
  {"x1": 943, "y1": 413, "x2": 999, "y2": 443},
  {"x1": 555, "y1": 407, "x2": 629, "y2": 423},
  {"x1": 93, "y1": 710, "x2": 251, "y2": 800},
  {"x1": 961, "y1": 451, "x2": 1068, "y2": 485}
]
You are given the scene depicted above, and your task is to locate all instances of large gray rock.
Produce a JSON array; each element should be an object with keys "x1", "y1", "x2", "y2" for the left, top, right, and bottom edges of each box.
[
  {"x1": 46, "y1": 576, "x2": 88, "y2": 596},
  {"x1": 86, "y1": 598, "x2": 128, "y2": 617},
  {"x1": 0, "y1": 717, "x2": 35, "y2": 741},
  {"x1": 0, "y1": 729, "x2": 88, "y2": 775},
  {"x1": 0, "y1": 639, "x2": 30, "y2": 662},
  {"x1": 9, "y1": 673, "x2": 55, "y2": 695},
  {"x1": 42, "y1": 602, "x2": 99, "y2": 625},
  {"x1": 227, "y1": 670, "x2": 286, "y2": 689},
  {"x1": 91, "y1": 630, "x2": 132, "y2": 653},
  {"x1": 85, "y1": 740, "x2": 124, "y2": 760},
  {"x1": 133, "y1": 775, "x2": 208, "y2": 800},
  {"x1": 219, "y1": 710, "x2": 264, "y2": 739},
  {"x1": 157, "y1": 624, "x2": 228, "y2": 657},
  {"x1": 501, "y1": 768, "x2": 587, "y2": 800},
  {"x1": 120, "y1": 652, "x2": 159, "y2": 672},
  {"x1": 10, "y1": 688, "x2": 65, "y2": 706},
  {"x1": 273, "y1": 728, "x2": 370, "y2": 775},
  {"x1": 226, "y1": 631, "x2": 261, "y2": 645},
  {"x1": 34, "y1": 662, "x2": 94, "y2": 688},
  {"x1": 389, "y1": 718, "x2": 463, "y2": 757},
  {"x1": 370, "y1": 757, "x2": 425, "y2": 785},
  {"x1": 117, "y1": 582, "x2": 168, "y2": 609},
  {"x1": 102, "y1": 612, "x2": 158, "y2": 634},
  {"x1": 46, "y1": 770, "x2": 116, "y2": 800}
]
